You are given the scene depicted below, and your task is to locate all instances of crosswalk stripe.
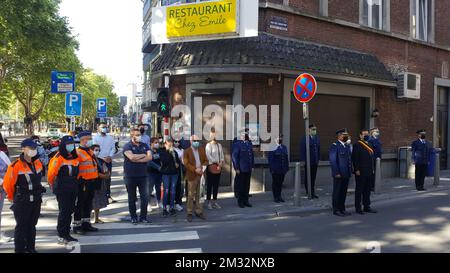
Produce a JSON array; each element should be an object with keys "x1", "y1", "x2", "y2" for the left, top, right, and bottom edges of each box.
[{"x1": 142, "y1": 248, "x2": 203, "y2": 253}]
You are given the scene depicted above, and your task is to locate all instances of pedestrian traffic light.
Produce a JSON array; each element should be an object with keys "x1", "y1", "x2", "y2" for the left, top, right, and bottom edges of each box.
[{"x1": 157, "y1": 88, "x2": 171, "y2": 117}]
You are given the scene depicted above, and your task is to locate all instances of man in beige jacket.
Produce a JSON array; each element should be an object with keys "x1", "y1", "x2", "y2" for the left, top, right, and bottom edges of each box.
[{"x1": 183, "y1": 135, "x2": 208, "y2": 222}]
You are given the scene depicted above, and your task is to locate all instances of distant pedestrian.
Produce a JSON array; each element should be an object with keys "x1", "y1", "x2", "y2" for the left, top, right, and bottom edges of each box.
[
  {"x1": 411, "y1": 129, "x2": 431, "y2": 191},
  {"x1": 300, "y1": 124, "x2": 320, "y2": 199},
  {"x1": 123, "y1": 129, "x2": 152, "y2": 224},
  {"x1": 183, "y1": 135, "x2": 208, "y2": 222},
  {"x1": 352, "y1": 129, "x2": 377, "y2": 214},
  {"x1": 205, "y1": 131, "x2": 225, "y2": 209},
  {"x1": 138, "y1": 124, "x2": 151, "y2": 147},
  {"x1": 329, "y1": 129, "x2": 353, "y2": 217},
  {"x1": 159, "y1": 138, "x2": 181, "y2": 217},
  {"x1": 8, "y1": 127, "x2": 12, "y2": 137},
  {"x1": 91, "y1": 144, "x2": 110, "y2": 224},
  {"x1": 232, "y1": 129, "x2": 254, "y2": 208},
  {"x1": 0, "y1": 150, "x2": 11, "y2": 244},
  {"x1": 93, "y1": 123, "x2": 116, "y2": 203},
  {"x1": 268, "y1": 134, "x2": 289, "y2": 203},
  {"x1": 369, "y1": 127, "x2": 383, "y2": 192}
]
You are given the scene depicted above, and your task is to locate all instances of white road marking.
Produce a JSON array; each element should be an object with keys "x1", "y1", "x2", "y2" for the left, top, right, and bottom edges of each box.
[{"x1": 142, "y1": 248, "x2": 203, "y2": 253}]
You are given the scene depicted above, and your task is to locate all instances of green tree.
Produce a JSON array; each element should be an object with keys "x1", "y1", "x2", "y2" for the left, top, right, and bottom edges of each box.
[{"x1": 0, "y1": 0, "x2": 81, "y2": 134}]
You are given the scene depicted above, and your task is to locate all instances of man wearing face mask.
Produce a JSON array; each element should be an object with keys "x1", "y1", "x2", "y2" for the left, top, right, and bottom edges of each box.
[
  {"x1": 93, "y1": 123, "x2": 116, "y2": 203},
  {"x1": 232, "y1": 129, "x2": 255, "y2": 208},
  {"x1": 369, "y1": 128, "x2": 383, "y2": 192},
  {"x1": 123, "y1": 129, "x2": 152, "y2": 224},
  {"x1": 329, "y1": 129, "x2": 353, "y2": 217},
  {"x1": 411, "y1": 129, "x2": 431, "y2": 191},
  {"x1": 73, "y1": 131, "x2": 99, "y2": 234},
  {"x1": 299, "y1": 124, "x2": 320, "y2": 199},
  {"x1": 268, "y1": 134, "x2": 289, "y2": 203},
  {"x1": 47, "y1": 136, "x2": 80, "y2": 244},
  {"x1": 352, "y1": 129, "x2": 377, "y2": 214},
  {"x1": 2, "y1": 139, "x2": 46, "y2": 252}
]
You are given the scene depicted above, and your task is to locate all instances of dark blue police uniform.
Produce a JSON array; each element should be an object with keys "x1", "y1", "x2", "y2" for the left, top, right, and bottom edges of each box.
[
  {"x1": 268, "y1": 144, "x2": 289, "y2": 202},
  {"x1": 300, "y1": 135, "x2": 320, "y2": 197},
  {"x1": 411, "y1": 138, "x2": 431, "y2": 190},
  {"x1": 329, "y1": 140, "x2": 352, "y2": 214},
  {"x1": 352, "y1": 140, "x2": 375, "y2": 212},
  {"x1": 232, "y1": 139, "x2": 254, "y2": 207}
]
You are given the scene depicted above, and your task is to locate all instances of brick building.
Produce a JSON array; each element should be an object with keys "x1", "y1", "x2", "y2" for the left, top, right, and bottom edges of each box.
[{"x1": 142, "y1": 0, "x2": 450, "y2": 189}]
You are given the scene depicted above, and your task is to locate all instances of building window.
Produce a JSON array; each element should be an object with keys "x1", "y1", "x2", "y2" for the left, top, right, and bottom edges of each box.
[
  {"x1": 412, "y1": 0, "x2": 433, "y2": 42},
  {"x1": 361, "y1": 0, "x2": 387, "y2": 30}
]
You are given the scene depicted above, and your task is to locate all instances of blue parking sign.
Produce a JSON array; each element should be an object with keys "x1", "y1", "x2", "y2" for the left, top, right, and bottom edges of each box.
[
  {"x1": 51, "y1": 71, "x2": 75, "y2": 93},
  {"x1": 65, "y1": 93, "x2": 82, "y2": 117},
  {"x1": 97, "y1": 98, "x2": 107, "y2": 118}
]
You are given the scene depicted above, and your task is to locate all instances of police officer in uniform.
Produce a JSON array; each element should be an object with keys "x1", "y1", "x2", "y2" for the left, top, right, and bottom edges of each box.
[
  {"x1": 329, "y1": 129, "x2": 353, "y2": 217},
  {"x1": 352, "y1": 129, "x2": 377, "y2": 214},
  {"x1": 368, "y1": 127, "x2": 383, "y2": 191},
  {"x1": 3, "y1": 139, "x2": 46, "y2": 253},
  {"x1": 232, "y1": 129, "x2": 254, "y2": 208},
  {"x1": 411, "y1": 129, "x2": 431, "y2": 191},
  {"x1": 300, "y1": 124, "x2": 320, "y2": 198},
  {"x1": 47, "y1": 136, "x2": 80, "y2": 244},
  {"x1": 73, "y1": 131, "x2": 99, "y2": 234},
  {"x1": 268, "y1": 134, "x2": 289, "y2": 203}
]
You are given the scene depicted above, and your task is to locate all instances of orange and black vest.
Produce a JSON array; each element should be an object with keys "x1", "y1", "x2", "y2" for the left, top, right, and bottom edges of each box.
[
  {"x1": 76, "y1": 148, "x2": 98, "y2": 181},
  {"x1": 3, "y1": 154, "x2": 44, "y2": 202},
  {"x1": 47, "y1": 153, "x2": 79, "y2": 192}
]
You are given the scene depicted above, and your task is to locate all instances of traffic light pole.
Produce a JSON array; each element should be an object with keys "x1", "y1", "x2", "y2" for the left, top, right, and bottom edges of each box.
[{"x1": 163, "y1": 74, "x2": 170, "y2": 142}]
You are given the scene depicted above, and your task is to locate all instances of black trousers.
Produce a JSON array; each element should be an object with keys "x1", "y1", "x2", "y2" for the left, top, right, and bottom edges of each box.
[
  {"x1": 12, "y1": 200, "x2": 41, "y2": 253},
  {"x1": 415, "y1": 164, "x2": 428, "y2": 190},
  {"x1": 272, "y1": 173, "x2": 285, "y2": 200},
  {"x1": 56, "y1": 191, "x2": 77, "y2": 238},
  {"x1": 332, "y1": 177, "x2": 349, "y2": 212},
  {"x1": 169, "y1": 172, "x2": 184, "y2": 205},
  {"x1": 236, "y1": 172, "x2": 251, "y2": 204},
  {"x1": 206, "y1": 168, "x2": 221, "y2": 201},
  {"x1": 74, "y1": 181, "x2": 95, "y2": 225},
  {"x1": 355, "y1": 175, "x2": 372, "y2": 211},
  {"x1": 304, "y1": 164, "x2": 318, "y2": 195}
]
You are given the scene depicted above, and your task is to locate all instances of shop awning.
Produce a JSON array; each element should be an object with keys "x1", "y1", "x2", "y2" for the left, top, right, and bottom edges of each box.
[{"x1": 152, "y1": 32, "x2": 394, "y2": 85}]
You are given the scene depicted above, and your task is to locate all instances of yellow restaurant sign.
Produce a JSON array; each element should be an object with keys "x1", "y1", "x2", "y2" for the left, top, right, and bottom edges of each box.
[{"x1": 166, "y1": 0, "x2": 238, "y2": 38}]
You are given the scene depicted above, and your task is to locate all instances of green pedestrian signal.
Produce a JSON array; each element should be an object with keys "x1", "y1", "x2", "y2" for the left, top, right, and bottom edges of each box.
[{"x1": 157, "y1": 88, "x2": 171, "y2": 117}]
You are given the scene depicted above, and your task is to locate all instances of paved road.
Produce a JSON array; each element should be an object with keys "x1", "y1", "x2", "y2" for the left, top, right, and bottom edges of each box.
[{"x1": 2, "y1": 136, "x2": 450, "y2": 253}]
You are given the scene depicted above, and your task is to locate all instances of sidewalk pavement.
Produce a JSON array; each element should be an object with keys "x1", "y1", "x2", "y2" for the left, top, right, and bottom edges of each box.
[{"x1": 40, "y1": 168, "x2": 450, "y2": 224}]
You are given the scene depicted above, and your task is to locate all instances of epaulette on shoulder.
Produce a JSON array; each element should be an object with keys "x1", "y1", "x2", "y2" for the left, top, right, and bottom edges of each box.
[{"x1": 332, "y1": 143, "x2": 337, "y2": 146}]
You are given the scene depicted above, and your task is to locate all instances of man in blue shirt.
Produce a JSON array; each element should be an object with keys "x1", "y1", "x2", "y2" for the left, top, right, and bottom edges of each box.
[
  {"x1": 123, "y1": 128, "x2": 152, "y2": 224},
  {"x1": 411, "y1": 129, "x2": 431, "y2": 191},
  {"x1": 329, "y1": 128, "x2": 353, "y2": 217},
  {"x1": 300, "y1": 124, "x2": 320, "y2": 199},
  {"x1": 268, "y1": 134, "x2": 289, "y2": 203},
  {"x1": 232, "y1": 129, "x2": 254, "y2": 208}
]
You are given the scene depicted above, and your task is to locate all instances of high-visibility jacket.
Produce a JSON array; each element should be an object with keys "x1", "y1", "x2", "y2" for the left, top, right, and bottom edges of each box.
[
  {"x1": 47, "y1": 153, "x2": 79, "y2": 192},
  {"x1": 2, "y1": 154, "x2": 45, "y2": 202},
  {"x1": 76, "y1": 148, "x2": 98, "y2": 181}
]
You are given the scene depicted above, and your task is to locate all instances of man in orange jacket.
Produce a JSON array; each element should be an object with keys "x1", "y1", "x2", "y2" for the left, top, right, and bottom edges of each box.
[
  {"x1": 47, "y1": 136, "x2": 80, "y2": 244},
  {"x1": 73, "y1": 131, "x2": 99, "y2": 234},
  {"x1": 3, "y1": 138, "x2": 46, "y2": 253}
]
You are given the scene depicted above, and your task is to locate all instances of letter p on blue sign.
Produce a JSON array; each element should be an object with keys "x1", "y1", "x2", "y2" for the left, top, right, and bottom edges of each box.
[{"x1": 97, "y1": 98, "x2": 107, "y2": 118}]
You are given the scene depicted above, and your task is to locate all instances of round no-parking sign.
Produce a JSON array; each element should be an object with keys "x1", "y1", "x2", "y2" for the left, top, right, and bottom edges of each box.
[{"x1": 293, "y1": 73, "x2": 317, "y2": 103}]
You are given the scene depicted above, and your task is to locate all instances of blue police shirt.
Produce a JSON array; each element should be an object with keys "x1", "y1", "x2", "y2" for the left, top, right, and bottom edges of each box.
[
  {"x1": 329, "y1": 141, "x2": 353, "y2": 178},
  {"x1": 268, "y1": 144, "x2": 289, "y2": 175},
  {"x1": 232, "y1": 140, "x2": 254, "y2": 173},
  {"x1": 123, "y1": 141, "x2": 150, "y2": 178},
  {"x1": 300, "y1": 135, "x2": 320, "y2": 164}
]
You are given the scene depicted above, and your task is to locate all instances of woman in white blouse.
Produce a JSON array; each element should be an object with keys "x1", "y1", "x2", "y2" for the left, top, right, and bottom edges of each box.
[{"x1": 205, "y1": 132, "x2": 224, "y2": 210}]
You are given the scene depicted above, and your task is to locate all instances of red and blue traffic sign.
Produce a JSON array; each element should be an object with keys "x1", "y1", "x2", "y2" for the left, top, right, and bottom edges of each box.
[{"x1": 293, "y1": 73, "x2": 317, "y2": 103}]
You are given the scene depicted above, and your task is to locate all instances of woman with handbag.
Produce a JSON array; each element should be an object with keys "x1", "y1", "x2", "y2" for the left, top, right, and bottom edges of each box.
[
  {"x1": 90, "y1": 144, "x2": 111, "y2": 224},
  {"x1": 205, "y1": 132, "x2": 225, "y2": 210},
  {"x1": 0, "y1": 150, "x2": 11, "y2": 244}
]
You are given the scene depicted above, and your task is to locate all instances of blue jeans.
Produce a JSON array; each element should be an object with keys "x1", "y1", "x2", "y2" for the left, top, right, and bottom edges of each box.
[
  {"x1": 148, "y1": 172, "x2": 162, "y2": 202},
  {"x1": 162, "y1": 174, "x2": 179, "y2": 209},
  {"x1": 124, "y1": 177, "x2": 149, "y2": 220}
]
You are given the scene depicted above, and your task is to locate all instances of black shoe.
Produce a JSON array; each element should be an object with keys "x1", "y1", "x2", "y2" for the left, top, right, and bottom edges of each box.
[
  {"x1": 244, "y1": 202, "x2": 252, "y2": 207},
  {"x1": 279, "y1": 198, "x2": 285, "y2": 203},
  {"x1": 72, "y1": 226, "x2": 85, "y2": 235},
  {"x1": 27, "y1": 249, "x2": 38, "y2": 253},
  {"x1": 417, "y1": 188, "x2": 427, "y2": 191},
  {"x1": 341, "y1": 211, "x2": 352, "y2": 216},
  {"x1": 312, "y1": 195, "x2": 319, "y2": 199},
  {"x1": 162, "y1": 210, "x2": 169, "y2": 217},
  {"x1": 139, "y1": 218, "x2": 152, "y2": 224},
  {"x1": 248, "y1": 194, "x2": 253, "y2": 197},
  {"x1": 364, "y1": 208, "x2": 378, "y2": 214},
  {"x1": 83, "y1": 224, "x2": 99, "y2": 232},
  {"x1": 238, "y1": 203, "x2": 245, "y2": 208},
  {"x1": 274, "y1": 199, "x2": 281, "y2": 203},
  {"x1": 170, "y1": 209, "x2": 177, "y2": 216},
  {"x1": 333, "y1": 211, "x2": 345, "y2": 217},
  {"x1": 355, "y1": 210, "x2": 365, "y2": 215},
  {"x1": 131, "y1": 218, "x2": 138, "y2": 225},
  {"x1": 65, "y1": 235, "x2": 78, "y2": 242}
]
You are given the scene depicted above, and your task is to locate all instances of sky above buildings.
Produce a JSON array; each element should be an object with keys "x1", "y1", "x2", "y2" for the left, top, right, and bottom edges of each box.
[{"x1": 59, "y1": 0, "x2": 143, "y2": 97}]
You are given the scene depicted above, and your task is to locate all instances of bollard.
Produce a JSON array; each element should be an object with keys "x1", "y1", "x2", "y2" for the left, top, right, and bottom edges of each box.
[
  {"x1": 434, "y1": 149, "x2": 441, "y2": 186},
  {"x1": 374, "y1": 158, "x2": 382, "y2": 194},
  {"x1": 294, "y1": 162, "x2": 301, "y2": 206}
]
